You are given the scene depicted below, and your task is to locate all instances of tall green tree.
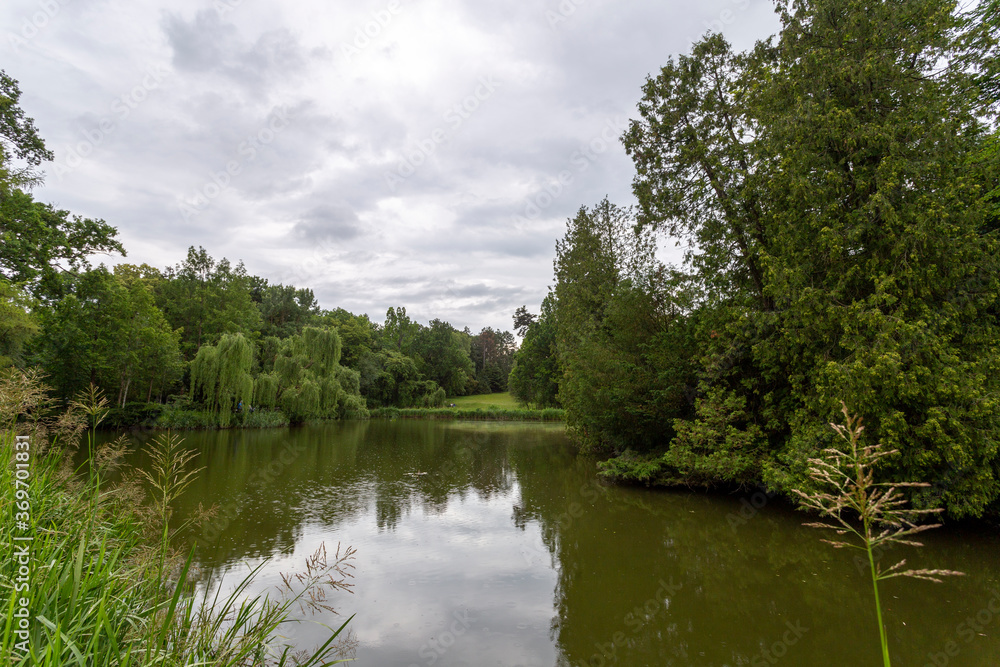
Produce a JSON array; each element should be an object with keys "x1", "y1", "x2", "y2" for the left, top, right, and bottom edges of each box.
[
  {"x1": 753, "y1": 0, "x2": 1000, "y2": 517},
  {"x1": 321, "y1": 308, "x2": 379, "y2": 368},
  {"x1": 34, "y1": 267, "x2": 182, "y2": 404},
  {"x1": 553, "y1": 200, "x2": 697, "y2": 456},
  {"x1": 622, "y1": 32, "x2": 786, "y2": 486},
  {"x1": 383, "y1": 306, "x2": 419, "y2": 355},
  {"x1": 622, "y1": 0, "x2": 1000, "y2": 517},
  {"x1": 470, "y1": 327, "x2": 516, "y2": 393},
  {"x1": 0, "y1": 69, "x2": 51, "y2": 190},
  {"x1": 412, "y1": 319, "x2": 475, "y2": 397},
  {"x1": 258, "y1": 283, "x2": 320, "y2": 338},
  {"x1": 113, "y1": 266, "x2": 184, "y2": 404},
  {"x1": 157, "y1": 246, "x2": 262, "y2": 357},
  {"x1": 266, "y1": 326, "x2": 366, "y2": 421},
  {"x1": 191, "y1": 332, "x2": 255, "y2": 427},
  {"x1": 1, "y1": 71, "x2": 124, "y2": 300},
  {"x1": 508, "y1": 295, "x2": 561, "y2": 408},
  {"x1": 961, "y1": 0, "x2": 1000, "y2": 113},
  {"x1": 368, "y1": 350, "x2": 420, "y2": 407}
]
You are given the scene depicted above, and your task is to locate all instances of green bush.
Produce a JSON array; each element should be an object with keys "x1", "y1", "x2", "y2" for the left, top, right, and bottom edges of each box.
[
  {"x1": 338, "y1": 394, "x2": 370, "y2": 420},
  {"x1": 154, "y1": 406, "x2": 218, "y2": 430},
  {"x1": 236, "y1": 409, "x2": 291, "y2": 428},
  {"x1": 103, "y1": 402, "x2": 165, "y2": 429}
]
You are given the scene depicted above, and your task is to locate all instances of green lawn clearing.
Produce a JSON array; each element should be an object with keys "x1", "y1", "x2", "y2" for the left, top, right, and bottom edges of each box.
[{"x1": 445, "y1": 392, "x2": 521, "y2": 409}]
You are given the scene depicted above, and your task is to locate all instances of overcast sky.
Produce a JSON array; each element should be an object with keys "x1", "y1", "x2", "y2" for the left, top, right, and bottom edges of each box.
[{"x1": 3, "y1": 0, "x2": 778, "y2": 332}]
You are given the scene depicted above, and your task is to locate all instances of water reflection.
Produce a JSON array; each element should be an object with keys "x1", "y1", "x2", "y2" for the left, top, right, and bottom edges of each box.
[{"x1": 112, "y1": 421, "x2": 1000, "y2": 666}]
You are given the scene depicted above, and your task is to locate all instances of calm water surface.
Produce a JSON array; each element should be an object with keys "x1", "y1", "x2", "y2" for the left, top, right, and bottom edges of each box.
[{"x1": 122, "y1": 420, "x2": 1000, "y2": 666}]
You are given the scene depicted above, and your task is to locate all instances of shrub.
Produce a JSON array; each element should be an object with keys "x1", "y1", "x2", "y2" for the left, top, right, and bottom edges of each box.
[{"x1": 103, "y1": 401, "x2": 164, "y2": 429}]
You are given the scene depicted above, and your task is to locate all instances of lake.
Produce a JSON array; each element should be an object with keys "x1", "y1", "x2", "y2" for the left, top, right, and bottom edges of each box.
[{"x1": 120, "y1": 420, "x2": 1000, "y2": 666}]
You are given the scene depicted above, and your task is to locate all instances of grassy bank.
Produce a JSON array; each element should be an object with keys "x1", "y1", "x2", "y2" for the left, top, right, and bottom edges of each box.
[
  {"x1": 371, "y1": 406, "x2": 565, "y2": 421},
  {"x1": 99, "y1": 402, "x2": 375, "y2": 431},
  {"x1": 445, "y1": 392, "x2": 522, "y2": 409},
  {"x1": 0, "y1": 371, "x2": 354, "y2": 665},
  {"x1": 102, "y1": 394, "x2": 554, "y2": 430},
  {"x1": 155, "y1": 407, "x2": 293, "y2": 430}
]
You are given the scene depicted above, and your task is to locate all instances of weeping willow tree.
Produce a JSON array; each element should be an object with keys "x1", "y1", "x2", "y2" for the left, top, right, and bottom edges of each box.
[
  {"x1": 190, "y1": 333, "x2": 254, "y2": 427},
  {"x1": 191, "y1": 326, "x2": 366, "y2": 423},
  {"x1": 272, "y1": 326, "x2": 365, "y2": 421},
  {"x1": 253, "y1": 372, "x2": 279, "y2": 410}
]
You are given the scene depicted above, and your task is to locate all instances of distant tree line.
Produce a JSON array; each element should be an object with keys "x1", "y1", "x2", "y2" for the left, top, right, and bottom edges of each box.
[
  {"x1": 509, "y1": 0, "x2": 1000, "y2": 520},
  {"x1": 1, "y1": 242, "x2": 517, "y2": 421}
]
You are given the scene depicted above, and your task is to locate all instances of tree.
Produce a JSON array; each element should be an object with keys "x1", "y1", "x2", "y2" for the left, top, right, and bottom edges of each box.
[
  {"x1": 751, "y1": 0, "x2": 1000, "y2": 517},
  {"x1": 321, "y1": 308, "x2": 379, "y2": 368},
  {"x1": 512, "y1": 306, "x2": 536, "y2": 338},
  {"x1": 1, "y1": 71, "x2": 124, "y2": 300},
  {"x1": 0, "y1": 69, "x2": 51, "y2": 190},
  {"x1": 1, "y1": 193, "x2": 125, "y2": 300},
  {"x1": 266, "y1": 326, "x2": 367, "y2": 421},
  {"x1": 470, "y1": 327, "x2": 516, "y2": 393},
  {"x1": 553, "y1": 200, "x2": 696, "y2": 456},
  {"x1": 961, "y1": 0, "x2": 1000, "y2": 114},
  {"x1": 34, "y1": 267, "x2": 182, "y2": 404},
  {"x1": 621, "y1": 1, "x2": 1000, "y2": 517},
  {"x1": 383, "y1": 306, "x2": 418, "y2": 354},
  {"x1": 113, "y1": 266, "x2": 184, "y2": 404},
  {"x1": 508, "y1": 294, "x2": 561, "y2": 408},
  {"x1": 0, "y1": 280, "x2": 37, "y2": 369},
  {"x1": 157, "y1": 246, "x2": 262, "y2": 357},
  {"x1": 412, "y1": 319, "x2": 475, "y2": 397},
  {"x1": 624, "y1": 33, "x2": 767, "y2": 309},
  {"x1": 258, "y1": 283, "x2": 320, "y2": 338},
  {"x1": 191, "y1": 332, "x2": 254, "y2": 427}
]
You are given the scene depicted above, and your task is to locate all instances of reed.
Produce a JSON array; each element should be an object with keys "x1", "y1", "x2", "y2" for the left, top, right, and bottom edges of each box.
[
  {"x1": 0, "y1": 369, "x2": 355, "y2": 665},
  {"x1": 792, "y1": 403, "x2": 963, "y2": 667}
]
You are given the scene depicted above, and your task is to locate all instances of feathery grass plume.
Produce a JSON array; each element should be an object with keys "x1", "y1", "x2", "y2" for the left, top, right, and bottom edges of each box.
[
  {"x1": 0, "y1": 366, "x2": 49, "y2": 427},
  {"x1": 137, "y1": 431, "x2": 203, "y2": 583},
  {"x1": 72, "y1": 382, "x2": 111, "y2": 490},
  {"x1": 157, "y1": 545, "x2": 357, "y2": 665},
  {"x1": 71, "y1": 382, "x2": 110, "y2": 431},
  {"x1": 0, "y1": 367, "x2": 85, "y2": 454},
  {"x1": 278, "y1": 542, "x2": 356, "y2": 616},
  {"x1": 792, "y1": 402, "x2": 964, "y2": 667}
]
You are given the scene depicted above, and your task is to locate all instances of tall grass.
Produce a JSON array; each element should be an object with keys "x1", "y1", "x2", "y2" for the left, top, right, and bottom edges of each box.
[
  {"x1": 0, "y1": 370, "x2": 355, "y2": 665},
  {"x1": 153, "y1": 406, "x2": 292, "y2": 430}
]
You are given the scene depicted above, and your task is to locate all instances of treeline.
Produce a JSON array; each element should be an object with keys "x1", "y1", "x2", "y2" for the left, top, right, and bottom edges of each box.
[
  {"x1": 509, "y1": 0, "x2": 1000, "y2": 520},
  {"x1": 0, "y1": 72, "x2": 516, "y2": 424},
  {"x1": 1, "y1": 242, "x2": 518, "y2": 425}
]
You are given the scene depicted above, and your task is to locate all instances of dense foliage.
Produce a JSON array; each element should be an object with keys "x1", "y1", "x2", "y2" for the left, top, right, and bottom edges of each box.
[
  {"x1": 508, "y1": 295, "x2": 560, "y2": 408},
  {"x1": 511, "y1": 0, "x2": 1000, "y2": 519},
  {"x1": 33, "y1": 266, "x2": 183, "y2": 406}
]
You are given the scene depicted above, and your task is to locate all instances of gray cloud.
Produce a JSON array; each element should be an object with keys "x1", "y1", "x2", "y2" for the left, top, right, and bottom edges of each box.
[
  {"x1": 162, "y1": 10, "x2": 315, "y2": 91},
  {"x1": 3, "y1": 0, "x2": 779, "y2": 331},
  {"x1": 292, "y1": 203, "x2": 363, "y2": 242}
]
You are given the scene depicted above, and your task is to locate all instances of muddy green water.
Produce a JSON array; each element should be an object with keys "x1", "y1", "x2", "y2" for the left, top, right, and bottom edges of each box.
[{"x1": 124, "y1": 420, "x2": 999, "y2": 666}]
